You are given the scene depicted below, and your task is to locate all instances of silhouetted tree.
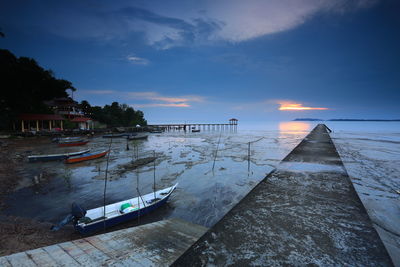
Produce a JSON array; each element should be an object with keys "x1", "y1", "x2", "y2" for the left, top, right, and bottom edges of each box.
[
  {"x1": 90, "y1": 102, "x2": 147, "y2": 127},
  {"x1": 0, "y1": 49, "x2": 76, "y2": 129},
  {"x1": 79, "y1": 100, "x2": 92, "y2": 115}
]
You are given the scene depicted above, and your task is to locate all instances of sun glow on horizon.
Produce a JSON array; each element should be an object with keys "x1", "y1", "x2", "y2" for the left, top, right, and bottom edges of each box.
[{"x1": 278, "y1": 102, "x2": 328, "y2": 111}]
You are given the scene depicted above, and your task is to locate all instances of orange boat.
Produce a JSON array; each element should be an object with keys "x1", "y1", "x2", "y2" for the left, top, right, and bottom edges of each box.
[
  {"x1": 65, "y1": 150, "x2": 108, "y2": 164},
  {"x1": 58, "y1": 140, "x2": 89, "y2": 147}
]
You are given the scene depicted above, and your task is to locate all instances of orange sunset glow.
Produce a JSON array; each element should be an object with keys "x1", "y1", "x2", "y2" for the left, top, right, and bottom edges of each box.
[{"x1": 278, "y1": 102, "x2": 328, "y2": 111}]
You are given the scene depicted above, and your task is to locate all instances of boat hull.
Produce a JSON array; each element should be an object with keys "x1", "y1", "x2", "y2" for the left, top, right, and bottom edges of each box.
[
  {"x1": 127, "y1": 135, "x2": 148, "y2": 140},
  {"x1": 58, "y1": 141, "x2": 89, "y2": 147},
  {"x1": 102, "y1": 134, "x2": 129, "y2": 138},
  {"x1": 74, "y1": 194, "x2": 171, "y2": 234},
  {"x1": 66, "y1": 150, "x2": 108, "y2": 164},
  {"x1": 28, "y1": 149, "x2": 91, "y2": 162},
  {"x1": 29, "y1": 154, "x2": 67, "y2": 162},
  {"x1": 54, "y1": 137, "x2": 84, "y2": 143}
]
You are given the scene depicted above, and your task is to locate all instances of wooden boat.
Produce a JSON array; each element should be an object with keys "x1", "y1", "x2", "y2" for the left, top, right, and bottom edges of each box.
[
  {"x1": 53, "y1": 137, "x2": 83, "y2": 143},
  {"x1": 65, "y1": 150, "x2": 108, "y2": 164},
  {"x1": 102, "y1": 133, "x2": 129, "y2": 138},
  {"x1": 73, "y1": 183, "x2": 178, "y2": 234},
  {"x1": 58, "y1": 140, "x2": 89, "y2": 147},
  {"x1": 127, "y1": 134, "x2": 148, "y2": 140},
  {"x1": 28, "y1": 149, "x2": 90, "y2": 162}
]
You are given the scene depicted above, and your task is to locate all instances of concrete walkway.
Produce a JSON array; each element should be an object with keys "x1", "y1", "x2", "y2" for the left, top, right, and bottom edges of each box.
[
  {"x1": 0, "y1": 218, "x2": 207, "y2": 266},
  {"x1": 173, "y1": 124, "x2": 393, "y2": 266}
]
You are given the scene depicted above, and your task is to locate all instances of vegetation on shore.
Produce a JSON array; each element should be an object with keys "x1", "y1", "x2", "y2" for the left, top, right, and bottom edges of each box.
[
  {"x1": 0, "y1": 49, "x2": 147, "y2": 130},
  {"x1": 80, "y1": 100, "x2": 147, "y2": 127}
]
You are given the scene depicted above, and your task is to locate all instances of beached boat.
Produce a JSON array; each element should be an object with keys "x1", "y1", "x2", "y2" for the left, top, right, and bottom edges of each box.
[
  {"x1": 102, "y1": 133, "x2": 129, "y2": 138},
  {"x1": 65, "y1": 150, "x2": 108, "y2": 164},
  {"x1": 28, "y1": 149, "x2": 90, "y2": 162},
  {"x1": 127, "y1": 134, "x2": 148, "y2": 140},
  {"x1": 53, "y1": 137, "x2": 84, "y2": 143},
  {"x1": 58, "y1": 140, "x2": 89, "y2": 147},
  {"x1": 72, "y1": 183, "x2": 178, "y2": 234}
]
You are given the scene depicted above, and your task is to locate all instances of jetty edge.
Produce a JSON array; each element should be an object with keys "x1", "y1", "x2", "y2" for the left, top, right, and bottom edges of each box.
[
  {"x1": 172, "y1": 124, "x2": 393, "y2": 266},
  {"x1": 0, "y1": 218, "x2": 207, "y2": 266}
]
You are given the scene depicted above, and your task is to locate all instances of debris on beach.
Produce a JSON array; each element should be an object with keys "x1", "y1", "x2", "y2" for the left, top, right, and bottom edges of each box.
[{"x1": 93, "y1": 157, "x2": 157, "y2": 180}]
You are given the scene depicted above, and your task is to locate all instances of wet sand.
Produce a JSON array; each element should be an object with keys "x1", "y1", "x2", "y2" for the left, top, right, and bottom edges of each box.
[{"x1": 0, "y1": 138, "x2": 78, "y2": 256}]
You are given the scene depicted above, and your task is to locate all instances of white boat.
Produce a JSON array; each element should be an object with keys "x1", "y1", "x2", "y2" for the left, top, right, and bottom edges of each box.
[
  {"x1": 28, "y1": 149, "x2": 91, "y2": 162},
  {"x1": 72, "y1": 183, "x2": 178, "y2": 234}
]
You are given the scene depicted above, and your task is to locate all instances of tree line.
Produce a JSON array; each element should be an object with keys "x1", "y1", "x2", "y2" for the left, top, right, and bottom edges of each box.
[
  {"x1": 0, "y1": 49, "x2": 147, "y2": 130},
  {"x1": 80, "y1": 101, "x2": 147, "y2": 127}
]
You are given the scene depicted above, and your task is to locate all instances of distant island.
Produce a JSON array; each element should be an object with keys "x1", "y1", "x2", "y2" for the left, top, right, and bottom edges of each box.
[{"x1": 294, "y1": 118, "x2": 400, "y2": 122}]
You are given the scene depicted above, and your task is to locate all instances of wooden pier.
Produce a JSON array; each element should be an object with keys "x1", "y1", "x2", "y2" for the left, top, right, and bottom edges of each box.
[
  {"x1": 149, "y1": 118, "x2": 238, "y2": 132},
  {"x1": 0, "y1": 218, "x2": 207, "y2": 266}
]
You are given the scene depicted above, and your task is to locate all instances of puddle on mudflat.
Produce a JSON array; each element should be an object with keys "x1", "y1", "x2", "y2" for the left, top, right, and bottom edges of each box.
[{"x1": 4, "y1": 128, "x2": 308, "y2": 228}]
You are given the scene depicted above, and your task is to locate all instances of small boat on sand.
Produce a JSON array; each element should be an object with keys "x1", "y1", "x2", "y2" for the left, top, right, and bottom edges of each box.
[
  {"x1": 58, "y1": 140, "x2": 89, "y2": 147},
  {"x1": 65, "y1": 150, "x2": 108, "y2": 164},
  {"x1": 75, "y1": 183, "x2": 177, "y2": 234},
  {"x1": 28, "y1": 149, "x2": 90, "y2": 162},
  {"x1": 127, "y1": 134, "x2": 148, "y2": 140},
  {"x1": 53, "y1": 137, "x2": 84, "y2": 143},
  {"x1": 52, "y1": 183, "x2": 178, "y2": 234},
  {"x1": 102, "y1": 133, "x2": 129, "y2": 138}
]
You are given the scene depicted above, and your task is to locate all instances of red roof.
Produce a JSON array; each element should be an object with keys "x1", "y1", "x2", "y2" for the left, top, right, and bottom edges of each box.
[
  {"x1": 70, "y1": 117, "x2": 91, "y2": 122},
  {"x1": 19, "y1": 114, "x2": 64, "y2": 121}
]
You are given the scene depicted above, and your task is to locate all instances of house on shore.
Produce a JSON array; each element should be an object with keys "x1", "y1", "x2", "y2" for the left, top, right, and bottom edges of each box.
[{"x1": 16, "y1": 97, "x2": 93, "y2": 132}]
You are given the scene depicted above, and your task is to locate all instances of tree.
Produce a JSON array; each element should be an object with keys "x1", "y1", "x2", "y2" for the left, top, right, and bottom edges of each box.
[
  {"x1": 90, "y1": 102, "x2": 147, "y2": 127},
  {"x1": 79, "y1": 100, "x2": 92, "y2": 115},
  {"x1": 0, "y1": 49, "x2": 76, "y2": 129}
]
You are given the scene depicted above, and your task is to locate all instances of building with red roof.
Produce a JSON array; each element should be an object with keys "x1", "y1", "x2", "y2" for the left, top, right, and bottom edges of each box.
[{"x1": 17, "y1": 97, "x2": 93, "y2": 132}]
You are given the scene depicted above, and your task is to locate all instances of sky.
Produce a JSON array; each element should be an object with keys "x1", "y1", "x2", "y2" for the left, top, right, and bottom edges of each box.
[{"x1": 1, "y1": 0, "x2": 399, "y2": 125}]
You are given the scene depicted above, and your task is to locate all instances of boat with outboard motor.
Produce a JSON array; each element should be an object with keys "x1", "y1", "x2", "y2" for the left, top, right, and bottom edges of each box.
[{"x1": 52, "y1": 183, "x2": 178, "y2": 234}]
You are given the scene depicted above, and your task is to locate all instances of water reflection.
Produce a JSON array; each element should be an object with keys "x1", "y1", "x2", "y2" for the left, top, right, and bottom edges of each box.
[{"x1": 279, "y1": 122, "x2": 311, "y2": 134}]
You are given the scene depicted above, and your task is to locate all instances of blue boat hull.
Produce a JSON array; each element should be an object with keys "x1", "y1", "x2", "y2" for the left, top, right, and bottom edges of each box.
[
  {"x1": 28, "y1": 155, "x2": 67, "y2": 162},
  {"x1": 74, "y1": 194, "x2": 171, "y2": 235}
]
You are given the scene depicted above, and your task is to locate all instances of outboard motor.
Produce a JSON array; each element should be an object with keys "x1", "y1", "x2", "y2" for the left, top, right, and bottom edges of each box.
[
  {"x1": 51, "y1": 202, "x2": 86, "y2": 231},
  {"x1": 71, "y1": 202, "x2": 86, "y2": 220}
]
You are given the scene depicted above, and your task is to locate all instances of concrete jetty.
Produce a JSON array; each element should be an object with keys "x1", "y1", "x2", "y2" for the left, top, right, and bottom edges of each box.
[
  {"x1": 173, "y1": 124, "x2": 393, "y2": 266},
  {"x1": 0, "y1": 218, "x2": 207, "y2": 266}
]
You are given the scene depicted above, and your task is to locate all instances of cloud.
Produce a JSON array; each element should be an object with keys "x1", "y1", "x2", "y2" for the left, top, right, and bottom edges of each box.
[
  {"x1": 133, "y1": 103, "x2": 190, "y2": 108},
  {"x1": 127, "y1": 92, "x2": 205, "y2": 107},
  {"x1": 77, "y1": 90, "x2": 204, "y2": 108},
  {"x1": 278, "y1": 101, "x2": 329, "y2": 111},
  {"x1": 25, "y1": 0, "x2": 379, "y2": 49},
  {"x1": 127, "y1": 55, "x2": 149, "y2": 65}
]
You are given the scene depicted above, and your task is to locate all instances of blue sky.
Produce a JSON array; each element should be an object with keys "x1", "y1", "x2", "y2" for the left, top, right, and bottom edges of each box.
[{"x1": 1, "y1": 0, "x2": 399, "y2": 124}]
